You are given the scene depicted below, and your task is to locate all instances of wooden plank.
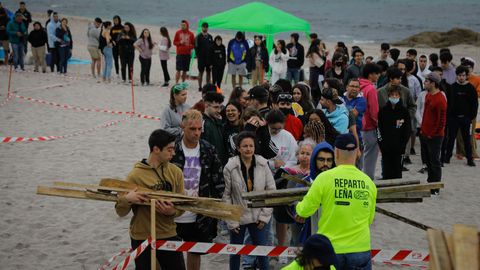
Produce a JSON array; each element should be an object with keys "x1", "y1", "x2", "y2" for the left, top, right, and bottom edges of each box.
[
  {"x1": 377, "y1": 191, "x2": 431, "y2": 199},
  {"x1": 151, "y1": 199, "x2": 156, "y2": 270},
  {"x1": 378, "y1": 183, "x2": 444, "y2": 194},
  {"x1": 453, "y1": 224, "x2": 479, "y2": 270},
  {"x1": 444, "y1": 233, "x2": 455, "y2": 269},
  {"x1": 377, "y1": 198, "x2": 423, "y2": 203},
  {"x1": 376, "y1": 206, "x2": 431, "y2": 231},
  {"x1": 242, "y1": 187, "x2": 310, "y2": 199},
  {"x1": 374, "y1": 179, "x2": 420, "y2": 187},
  {"x1": 281, "y1": 173, "x2": 311, "y2": 187},
  {"x1": 427, "y1": 229, "x2": 453, "y2": 270}
]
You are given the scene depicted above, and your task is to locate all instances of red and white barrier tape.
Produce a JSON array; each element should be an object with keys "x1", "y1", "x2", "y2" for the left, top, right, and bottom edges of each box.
[
  {"x1": 0, "y1": 118, "x2": 127, "y2": 143},
  {"x1": 15, "y1": 95, "x2": 161, "y2": 121},
  {"x1": 104, "y1": 239, "x2": 429, "y2": 270}
]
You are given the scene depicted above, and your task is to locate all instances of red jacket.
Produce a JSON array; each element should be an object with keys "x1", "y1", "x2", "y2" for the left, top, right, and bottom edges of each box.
[
  {"x1": 421, "y1": 91, "x2": 447, "y2": 138},
  {"x1": 173, "y1": 20, "x2": 194, "y2": 55},
  {"x1": 359, "y1": 78, "x2": 379, "y2": 131},
  {"x1": 284, "y1": 114, "x2": 303, "y2": 141}
]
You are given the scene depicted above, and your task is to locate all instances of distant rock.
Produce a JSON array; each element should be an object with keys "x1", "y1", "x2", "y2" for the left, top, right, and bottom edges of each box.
[{"x1": 393, "y1": 28, "x2": 480, "y2": 48}]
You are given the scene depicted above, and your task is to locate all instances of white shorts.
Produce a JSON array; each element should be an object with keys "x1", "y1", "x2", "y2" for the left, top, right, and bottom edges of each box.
[{"x1": 228, "y1": 62, "x2": 247, "y2": 76}]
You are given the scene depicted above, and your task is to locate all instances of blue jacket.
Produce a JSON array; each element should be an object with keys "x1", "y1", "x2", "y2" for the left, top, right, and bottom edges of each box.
[
  {"x1": 6, "y1": 20, "x2": 26, "y2": 44},
  {"x1": 343, "y1": 94, "x2": 367, "y2": 142},
  {"x1": 309, "y1": 142, "x2": 335, "y2": 181},
  {"x1": 46, "y1": 14, "x2": 60, "y2": 48},
  {"x1": 323, "y1": 105, "x2": 349, "y2": 134}
]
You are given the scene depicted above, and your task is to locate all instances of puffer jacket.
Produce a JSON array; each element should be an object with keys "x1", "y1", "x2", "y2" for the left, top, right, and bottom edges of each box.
[{"x1": 222, "y1": 155, "x2": 276, "y2": 229}]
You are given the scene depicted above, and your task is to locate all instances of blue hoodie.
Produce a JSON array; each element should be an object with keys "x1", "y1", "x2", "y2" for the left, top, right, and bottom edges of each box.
[
  {"x1": 309, "y1": 142, "x2": 335, "y2": 182},
  {"x1": 323, "y1": 105, "x2": 349, "y2": 134}
]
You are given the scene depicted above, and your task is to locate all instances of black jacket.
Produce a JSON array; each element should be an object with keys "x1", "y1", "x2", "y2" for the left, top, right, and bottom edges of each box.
[
  {"x1": 210, "y1": 43, "x2": 226, "y2": 68},
  {"x1": 195, "y1": 32, "x2": 213, "y2": 59},
  {"x1": 247, "y1": 45, "x2": 269, "y2": 72},
  {"x1": 117, "y1": 33, "x2": 136, "y2": 56},
  {"x1": 110, "y1": 23, "x2": 123, "y2": 45},
  {"x1": 28, "y1": 29, "x2": 48, "y2": 48},
  {"x1": 55, "y1": 27, "x2": 73, "y2": 49},
  {"x1": 16, "y1": 8, "x2": 32, "y2": 28},
  {"x1": 446, "y1": 82, "x2": 479, "y2": 120},
  {"x1": 377, "y1": 101, "x2": 411, "y2": 154},
  {"x1": 286, "y1": 42, "x2": 304, "y2": 69}
]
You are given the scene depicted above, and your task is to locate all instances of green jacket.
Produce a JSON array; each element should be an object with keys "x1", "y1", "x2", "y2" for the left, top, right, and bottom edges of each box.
[
  {"x1": 282, "y1": 260, "x2": 336, "y2": 270},
  {"x1": 202, "y1": 114, "x2": 227, "y2": 164},
  {"x1": 6, "y1": 21, "x2": 27, "y2": 44}
]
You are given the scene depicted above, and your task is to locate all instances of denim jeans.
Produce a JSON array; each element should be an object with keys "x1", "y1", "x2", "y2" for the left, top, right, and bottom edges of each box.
[
  {"x1": 242, "y1": 218, "x2": 273, "y2": 267},
  {"x1": 336, "y1": 251, "x2": 372, "y2": 270},
  {"x1": 286, "y1": 68, "x2": 300, "y2": 84},
  {"x1": 11, "y1": 43, "x2": 25, "y2": 69},
  {"x1": 103, "y1": 46, "x2": 113, "y2": 79},
  {"x1": 57, "y1": 46, "x2": 69, "y2": 74},
  {"x1": 230, "y1": 223, "x2": 268, "y2": 270}
]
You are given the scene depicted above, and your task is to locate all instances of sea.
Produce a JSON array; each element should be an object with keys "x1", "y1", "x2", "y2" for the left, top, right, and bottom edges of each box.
[{"x1": 2, "y1": 0, "x2": 480, "y2": 43}]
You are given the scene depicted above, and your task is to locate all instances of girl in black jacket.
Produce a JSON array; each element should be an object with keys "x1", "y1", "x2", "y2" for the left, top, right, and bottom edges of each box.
[
  {"x1": 377, "y1": 86, "x2": 411, "y2": 179},
  {"x1": 28, "y1": 21, "x2": 48, "y2": 72},
  {"x1": 210, "y1": 35, "x2": 226, "y2": 87},
  {"x1": 247, "y1": 35, "x2": 269, "y2": 86},
  {"x1": 117, "y1": 22, "x2": 136, "y2": 83}
]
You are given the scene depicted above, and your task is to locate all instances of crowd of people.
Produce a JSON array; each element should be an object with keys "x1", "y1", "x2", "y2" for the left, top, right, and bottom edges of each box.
[{"x1": 2, "y1": 4, "x2": 480, "y2": 270}]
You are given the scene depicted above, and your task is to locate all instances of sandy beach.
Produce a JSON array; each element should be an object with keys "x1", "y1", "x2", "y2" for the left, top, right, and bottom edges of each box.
[{"x1": 0, "y1": 13, "x2": 479, "y2": 270}]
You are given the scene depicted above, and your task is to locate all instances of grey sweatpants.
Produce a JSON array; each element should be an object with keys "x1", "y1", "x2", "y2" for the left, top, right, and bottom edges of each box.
[{"x1": 361, "y1": 130, "x2": 379, "y2": 180}]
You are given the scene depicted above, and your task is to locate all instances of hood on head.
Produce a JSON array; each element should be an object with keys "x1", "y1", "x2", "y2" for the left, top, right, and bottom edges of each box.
[
  {"x1": 182, "y1": 20, "x2": 190, "y2": 31},
  {"x1": 309, "y1": 141, "x2": 335, "y2": 180},
  {"x1": 113, "y1": 15, "x2": 122, "y2": 25}
]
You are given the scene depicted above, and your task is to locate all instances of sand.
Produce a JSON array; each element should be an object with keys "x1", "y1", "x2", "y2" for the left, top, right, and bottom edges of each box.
[{"x1": 0, "y1": 13, "x2": 479, "y2": 270}]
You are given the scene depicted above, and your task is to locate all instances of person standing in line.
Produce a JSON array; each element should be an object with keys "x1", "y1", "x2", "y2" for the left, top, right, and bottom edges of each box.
[
  {"x1": 115, "y1": 129, "x2": 186, "y2": 270},
  {"x1": 159, "y1": 27, "x2": 171, "y2": 87},
  {"x1": 160, "y1": 83, "x2": 191, "y2": 136},
  {"x1": 0, "y1": 5, "x2": 10, "y2": 64},
  {"x1": 373, "y1": 43, "x2": 394, "y2": 66},
  {"x1": 440, "y1": 51, "x2": 456, "y2": 85},
  {"x1": 417, "y1": 55, "x2": 431, "y2": 83},
  {"x1": 420, "y1": 73, "x2": 447, "y2": 195},
  {"x1": 118, "y1": 22, "x2": 136, "y2": 83},
  {"x1": 306, "y1": 39, "x2": 326, "y2": 106},
  {"x1": 342, "y1": 78, "x2": 366, "y2": 151},
  {"x1": 134, "y1": 28, "x2": 156, "y2": 86},
  {"x1": 296, "y1": 133, "x2": 377, "y2": 270},
  {"x1": 286, "y1": 33, "x2": 305, "y2": 84},
  {"x1": 319, "y1": 87, "x2": 349, "y2": 134},
  {"x1": 46, "y1": 11, "x2": 60, "y2": 72},
  {"x1": 269, "y1": 39, "x2": 289, "y2": 84},
  {"x1": 345, "y1": 48, "x2": 365, "y2": 85},
  {"x1": 87, "y1": 17, "x2": 102, "y2": 78},
  {"x1": 7, "y1": 13, "x2": 27, "y2": 71},
  {"x1": 223, "y1": 131, "x2": 276, "y2": 270},
  {"x1": 27, "y1": 21, "x2": 48, "y2": 73},
  {"x1": 16, "y1": 1, "x2": 31, "y2": 54},
  {"x1": 55, "y1": 18, "x2": 72, "y2": 75},
  {"x1": 100, "y1": 21, "x2": 114, "y2": 82},
  {"x1": 45, "y1": 9, "x2": 53, "y2": 28},
  {"x1": 171, "y1": 109, "x2": 224, "y2": 270},
  {"x1": 444, "y1": 66, "x2": 478, "y2": 166},
  {"x1": 210, "y1": 35, "x2": 226, "y2": 88},
  {"x1": 377, "y1": 86, "x2": 411, "y2": 179},
  {"x1": 195, "y1": 22, "x2": 213, "y2": 91},
  {"x1": 201, "y1": 92, "x2": 228, "y2": 164},
  {"x1": 110, "y1": 15, "x2": 123, "y2": 78},
  {"x1": 460, "y1": 57, "x2": 480, "y2": 159},
  {"x1": 173, "y1": 20, "x2": 195, "y2": 84},
  {"x1": 428, "y1": 53, "x2": 439, "y2": 72},
  {"x1": 227, "y1": 31, "x2": 249, "y2": 88},
  {"x1": 359, "y1": 63, "x2": 381, "y2": 180},
  {"x1": 247, "y1": 35, "x2": 269, "y2": 86}
]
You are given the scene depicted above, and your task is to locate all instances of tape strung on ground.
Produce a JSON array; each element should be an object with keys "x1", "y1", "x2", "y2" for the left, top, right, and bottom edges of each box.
[
  {"x1": 0, "y1": 118, "x2": 128, "y2": 143},
  {"x1": 104, "y1": 239, "x2": 429, "y2": 270}
]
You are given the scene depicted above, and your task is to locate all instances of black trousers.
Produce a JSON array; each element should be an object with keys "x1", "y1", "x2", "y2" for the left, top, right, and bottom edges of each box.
[
  {"x1": 161, "y1": 59, "x2": 170, "y2": 82},
  {"x1": 420, "y1": 135, "x2": 443, "y2": 192},
  {"x1": 212, "y1": 65, "x2": 225, "y2": 87},
  {"x1": 139, "y1": 56, "x2": 152, "y2": 84},
  {"x1": 131, "y1": 236, "x2": 185, "y2": 270},
  {"x1": 446, "y1": 116, "x2": 472, "y2": 161},
  {"x1": 48, "y1": 47, "x2": 59, "y2": 72},
  {"x1": 120, "y1": 52, "x2": 134, "y2": 81},
  {"x1": 309, "y1": 67, "x2": 322, "y2": 106},
  {"x1": 112, "y1": 45, "x2": 120, "y2": 75},
  {"x1": 382, "y1": 152, "x2": 403, "y2": 179}
]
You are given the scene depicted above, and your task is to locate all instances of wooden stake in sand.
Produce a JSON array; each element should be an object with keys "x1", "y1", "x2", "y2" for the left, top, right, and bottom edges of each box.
[{"x1": 150, "y1": 199, "x2": 156, "y2": 270}]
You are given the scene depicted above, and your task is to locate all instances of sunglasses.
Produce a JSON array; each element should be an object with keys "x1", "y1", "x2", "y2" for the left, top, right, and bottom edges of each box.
[{"x1": 172, "y1": 82, "x2": 188, "y2": 93}]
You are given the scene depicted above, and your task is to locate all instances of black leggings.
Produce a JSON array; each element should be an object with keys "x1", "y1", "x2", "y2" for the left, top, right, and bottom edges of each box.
[
  {"x1": 131, "y1": 236, "x2": 185, "y2": 270},
  {"x1": 120, "y1": 52, "x2": 134, "y2": 81},
  {"x1": 48, "y1": 47, "x2": 59, "y2": 72},
  {"x1": 161, "y1": 59, "x2": 170, "y2": 82},
  {"x1": 112, "y1": 45, "x2": 120, "y2": 75},
  {"x1": 212, "y1": 65, "x2": 225, "y2": 87},
  {"x1": 139, "y1": 56, "x2": 152, "y2": 84}
]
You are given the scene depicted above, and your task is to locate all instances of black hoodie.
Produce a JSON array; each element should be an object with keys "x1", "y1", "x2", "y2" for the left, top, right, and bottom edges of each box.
[
  {"x1": 110, "y1": 16, "x2": 123, "y2": 43},
  {"x1": 377, "y1": 101, "x2": 411, "y2": 154},
  {"x1": 286, "y1": 40, "x2": 305, "y2": 69},
  {"x1": 28, "y1": 27, "x2": 48, "y2": 47},
  {"x1": 210, "y1": 42, "x2": 226, "y2": 68}
]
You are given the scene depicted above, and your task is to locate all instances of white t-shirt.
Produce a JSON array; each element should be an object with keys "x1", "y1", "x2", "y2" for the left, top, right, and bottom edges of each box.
[
  {"x1": 269, "y1": 129, "x2": 298, "y2": 173},
  {"x1": 174, "y1": 141, "x2": 201, "y2": 223}
]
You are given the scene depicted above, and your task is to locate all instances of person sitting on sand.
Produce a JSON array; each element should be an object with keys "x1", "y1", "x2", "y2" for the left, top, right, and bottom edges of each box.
[{"x1": 115, "y1": 129, "x2": 186, "y2": 270}]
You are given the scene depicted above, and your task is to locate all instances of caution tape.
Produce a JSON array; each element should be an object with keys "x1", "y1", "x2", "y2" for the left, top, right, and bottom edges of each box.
[
  {"x1": 0, "y1": 118, "x2": 127, "y2": 143},
  {"x1": 103, "y1": 239, "x2": 429, "y2": 270},
  {"x1": 15, "y1": 95, "x2": 161, "y2": 121}
]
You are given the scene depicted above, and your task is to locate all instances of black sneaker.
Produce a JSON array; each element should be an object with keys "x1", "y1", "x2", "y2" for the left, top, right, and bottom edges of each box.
[
  {"x1": 162, "y1": 82, "x2": 169, "y2": 87},
  {"x1": 418, "y1": 167, "x2": 427, "y2": 174},
  {"x1": 404, "y1": 156, "x2": 412, "y2": 165},
  {"x1": 467, "y1": 160, "x2": 476, "y2": 167},
  {"x1": 198, "y1": 87, "x2": 202, "y2": 92},
  {"x1": 402, "y1": 166, "x2": 409, "y2": 172},
  {"x1": 410, "y1": 148, "x2": 416, "y2": 155},
  {"x1": 444, "y1": 159, "x2": 450, "y2": 164}
]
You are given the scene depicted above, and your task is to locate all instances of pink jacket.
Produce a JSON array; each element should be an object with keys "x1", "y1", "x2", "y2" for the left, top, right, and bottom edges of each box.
[{"x1": 359, "y1": 78, "x2": 379, "y2": 131}]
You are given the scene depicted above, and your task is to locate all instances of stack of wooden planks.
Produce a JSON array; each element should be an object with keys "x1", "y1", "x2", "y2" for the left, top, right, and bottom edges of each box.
[
  {"x1": 427, "y1": 224, "x2": 479, "y2": 270},
  {"x1": 242, "y1": 175, "x2": 445, "y2": 208},
  {"x1": 37, "y1": 178, "x2": 243, "y2": 222}
]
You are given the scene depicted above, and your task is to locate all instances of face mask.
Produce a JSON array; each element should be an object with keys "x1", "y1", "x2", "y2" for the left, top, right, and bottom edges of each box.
[
  {"x1": 335, "y1": 61, "x2": 343, "y2": 67},
  {"x1": 279, "y1": 108, "x2": 294, "y2": 116},
  {"x1": 389, "y1": 97, "x2": 400, "y2": 105}
]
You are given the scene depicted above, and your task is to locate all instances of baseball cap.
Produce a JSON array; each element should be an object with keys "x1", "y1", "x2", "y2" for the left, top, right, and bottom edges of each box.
[
  {"x1": 248, "y1": 86, "x2": 269, "y2": 100},
  {"x1": 302, "y1": 234, "x2": 339, "y2": 268},
  {"x1": 425, "y1": 72, "x2": 441, "y2": 84},
  {"x1": 334, "y1": 133, "x2": 357, "y2": 151},
  {"x1": 321, "y1": 87, "x2": 343, "y2": 105}
]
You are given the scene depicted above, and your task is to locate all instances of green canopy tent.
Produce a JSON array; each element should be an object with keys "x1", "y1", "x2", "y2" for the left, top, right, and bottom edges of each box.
[{"x1": 191, "y1": 2, "x2": 311, "y2": 76}]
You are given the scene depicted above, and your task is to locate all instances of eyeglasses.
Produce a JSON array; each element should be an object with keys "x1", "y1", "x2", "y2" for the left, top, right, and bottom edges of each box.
[
  {"x1": 172, "y1": 82, "x2": 188, "y2": 93},
  {"x1": 316, "y1": 157, "x2": 334, "y2": 163}
]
